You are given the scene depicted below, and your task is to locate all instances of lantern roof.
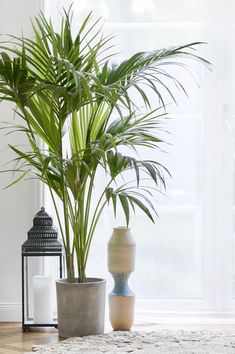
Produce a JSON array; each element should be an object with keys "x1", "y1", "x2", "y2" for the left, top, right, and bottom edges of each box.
[{"x1": 22, "y1": 207, "x2": 62, "y2": 254}]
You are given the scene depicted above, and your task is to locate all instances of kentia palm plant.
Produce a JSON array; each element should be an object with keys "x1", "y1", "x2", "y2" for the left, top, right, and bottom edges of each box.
[{"x1": 0, "y1": 8, "x2": 209, "y2": 284}]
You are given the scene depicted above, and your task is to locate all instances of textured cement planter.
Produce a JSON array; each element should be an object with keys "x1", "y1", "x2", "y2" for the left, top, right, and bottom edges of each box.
[{"x1": 56, "y1": 278, "x2": 106, "y2": 338}]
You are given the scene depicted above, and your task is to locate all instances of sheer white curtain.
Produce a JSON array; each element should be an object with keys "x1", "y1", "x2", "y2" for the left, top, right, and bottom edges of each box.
[{"x1": 44, "y1": 0, "x2": 235, "y2": 322}]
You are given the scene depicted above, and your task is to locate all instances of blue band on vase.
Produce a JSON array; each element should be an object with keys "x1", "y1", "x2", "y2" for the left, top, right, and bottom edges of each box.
[{"x1": 110, "y1": 272, "x2": 134, "y2": 297}]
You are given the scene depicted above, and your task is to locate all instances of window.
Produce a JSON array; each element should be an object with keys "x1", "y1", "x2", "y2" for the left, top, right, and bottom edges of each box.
[{"x1": 44, "y1": 0, "x2": 235, "y2": 321}]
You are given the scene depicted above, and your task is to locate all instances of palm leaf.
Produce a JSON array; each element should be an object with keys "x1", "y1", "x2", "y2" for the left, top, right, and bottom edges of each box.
[{"x1": 0, "y1": 6, "x2": 209, "y2": 282}]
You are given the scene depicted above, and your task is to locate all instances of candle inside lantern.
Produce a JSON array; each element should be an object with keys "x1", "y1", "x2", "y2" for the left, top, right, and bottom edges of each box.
[{"x1": 33, "y1": 275, "x2": 53, "y2": 324}]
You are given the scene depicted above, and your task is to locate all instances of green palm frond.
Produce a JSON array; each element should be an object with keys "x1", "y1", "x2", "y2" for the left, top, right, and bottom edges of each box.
[{"x1": 0, "y1": 6, "x2": 209, "y2": 282}]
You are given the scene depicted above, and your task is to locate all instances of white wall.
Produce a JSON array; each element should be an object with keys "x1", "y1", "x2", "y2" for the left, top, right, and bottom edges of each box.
[{"x1": 0, "y1": 0, "x2": 43, "y2": 321}]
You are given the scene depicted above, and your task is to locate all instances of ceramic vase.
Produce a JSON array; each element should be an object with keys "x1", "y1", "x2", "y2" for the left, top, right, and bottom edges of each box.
[{"x1": 107, "y1": 227, "x2": 136, "y2": 330}]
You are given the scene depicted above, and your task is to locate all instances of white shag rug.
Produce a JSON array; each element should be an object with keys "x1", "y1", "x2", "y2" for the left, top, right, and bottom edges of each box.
[{"x1": 27, "y1": 330, "x2": 235, "y2": 353}]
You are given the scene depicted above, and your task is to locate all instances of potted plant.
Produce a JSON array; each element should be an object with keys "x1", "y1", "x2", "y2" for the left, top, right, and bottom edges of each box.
[{"x1": 0, "y1": 8, "x2": 208, "y2": 337}]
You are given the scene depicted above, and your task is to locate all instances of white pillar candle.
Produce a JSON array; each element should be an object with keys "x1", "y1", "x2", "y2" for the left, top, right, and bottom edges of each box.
[{"x1": 33, "y1": 275, "x2": 53, "y2": 324}]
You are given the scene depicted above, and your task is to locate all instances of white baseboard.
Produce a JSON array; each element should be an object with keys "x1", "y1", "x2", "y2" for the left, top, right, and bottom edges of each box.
[
  {"x1": 134, "y1": 311, "x2": 235, "y2": 325},
  {"x1": 1, "y1": 301, "x2": 235, "y2": 325},
  {"x1": 0, "y1": 303, "x2": 21, "y2": 322}
]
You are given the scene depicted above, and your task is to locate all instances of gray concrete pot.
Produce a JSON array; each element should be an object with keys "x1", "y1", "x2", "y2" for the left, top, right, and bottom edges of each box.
[{"x1": 56, "y1": 278, "x2": 106, "y2": 338}]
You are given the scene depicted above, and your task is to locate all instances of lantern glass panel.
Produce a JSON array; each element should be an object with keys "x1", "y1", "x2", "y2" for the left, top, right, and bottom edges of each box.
[{"x1": 23, "y1": 255, "x2": 61, "y2": 325}]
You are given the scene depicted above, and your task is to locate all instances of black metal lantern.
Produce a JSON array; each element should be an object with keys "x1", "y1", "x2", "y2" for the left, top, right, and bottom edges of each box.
[{"x1": 21, "y1": 207, "x2": 63, "y2": 331}]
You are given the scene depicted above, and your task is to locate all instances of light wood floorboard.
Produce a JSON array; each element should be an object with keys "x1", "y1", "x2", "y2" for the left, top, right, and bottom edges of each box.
[{"x1": 0, "y1": 323, "x2": 58, "y2": 353}]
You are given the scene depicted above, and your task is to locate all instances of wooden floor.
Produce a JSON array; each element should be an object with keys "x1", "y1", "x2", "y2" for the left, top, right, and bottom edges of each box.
[
  {"x1": 0, "y1": 323, "x2": 58, "y2": 353},
  {"x1": 1, "y1": 322, "x2": 235, "y2": 353}
]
